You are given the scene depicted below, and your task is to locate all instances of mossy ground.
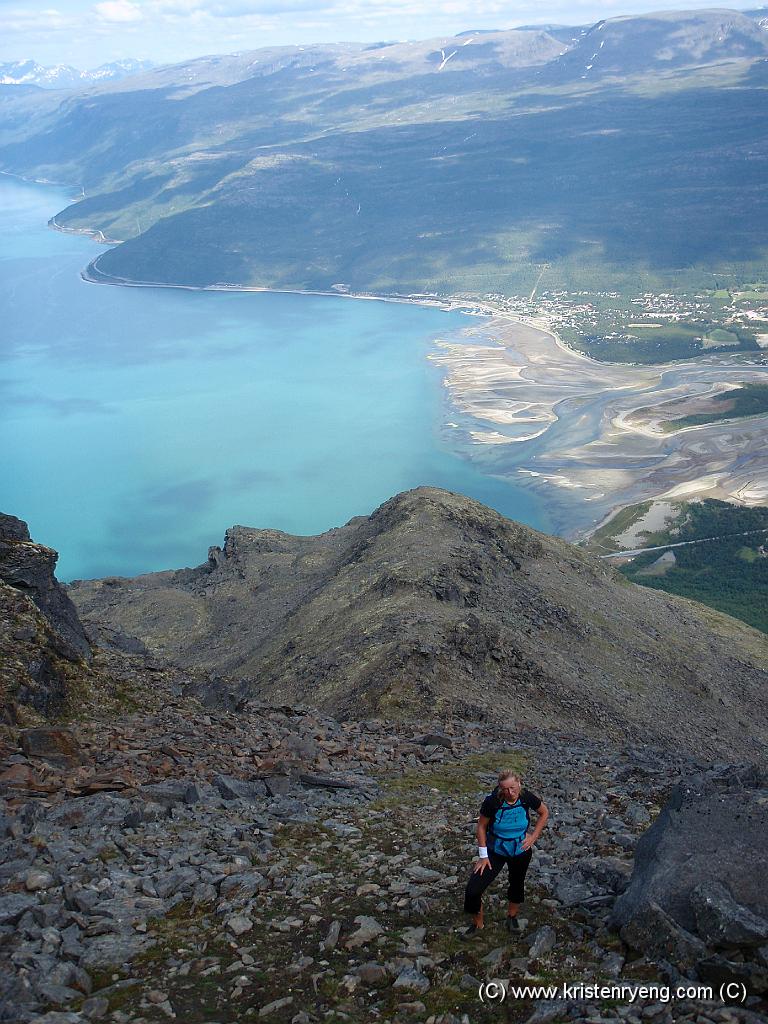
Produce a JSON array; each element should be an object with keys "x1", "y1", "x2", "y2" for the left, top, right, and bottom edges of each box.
[{"x1": 370, "y1": 749, "x2": 527, "y2": 808}]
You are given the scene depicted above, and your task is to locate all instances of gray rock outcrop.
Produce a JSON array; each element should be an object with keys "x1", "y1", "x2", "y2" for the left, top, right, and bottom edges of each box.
[
  {"x1": 612, "y1": 762, "x2": 768, "y2": 982},
  {"x1": 0, "y1": 515, "x2": 90, "y2": 662},
  {"x1": 0, "y1": 514, "x2": 92, "y2": 717}
]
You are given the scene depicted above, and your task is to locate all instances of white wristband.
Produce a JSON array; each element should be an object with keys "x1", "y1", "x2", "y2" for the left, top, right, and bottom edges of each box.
[{"x1": 478, "y1": 846, "x2": 488, "y2": 859}]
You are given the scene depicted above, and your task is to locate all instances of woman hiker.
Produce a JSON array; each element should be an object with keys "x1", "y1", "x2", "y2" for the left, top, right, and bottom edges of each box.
[{"x1": 462, "y1": 769, "x2": 549, "y2": 937}]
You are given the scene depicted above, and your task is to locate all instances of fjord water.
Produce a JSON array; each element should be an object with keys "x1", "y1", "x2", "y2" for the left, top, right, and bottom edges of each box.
[{"x1": 1, "y1": 179, "x2": 548, "y2": 581}]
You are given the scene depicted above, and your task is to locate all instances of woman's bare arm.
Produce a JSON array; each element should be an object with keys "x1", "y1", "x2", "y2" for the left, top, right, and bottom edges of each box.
[
  {"x1": 521, "y1": 801, "x2": 549, "y2": 850},
  {"x1": 474, "y1": 814, "x2": 492, "y2": 873}
]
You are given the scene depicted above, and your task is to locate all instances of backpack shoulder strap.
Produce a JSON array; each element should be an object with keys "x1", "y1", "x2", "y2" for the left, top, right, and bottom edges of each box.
[{"x1": 484, "y1": 788, "x2": 501, "y2": 816}]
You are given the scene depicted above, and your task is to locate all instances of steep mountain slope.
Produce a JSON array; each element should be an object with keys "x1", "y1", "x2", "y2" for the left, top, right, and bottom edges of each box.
[
  {"x1": 0, "y1": 28, "x2": 565, "y2": 189},
  {"x1": 69, "y1": 488, "x2": 768, "y2": 758},
  {"x1": 0, "y1": 10, "x2": 766, "y2": 296}
]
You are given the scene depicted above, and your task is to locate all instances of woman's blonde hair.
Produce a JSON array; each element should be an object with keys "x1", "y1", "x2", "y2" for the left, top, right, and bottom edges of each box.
[{"x1": 498, "y1": 770, "x2": 522, "y2": 784}]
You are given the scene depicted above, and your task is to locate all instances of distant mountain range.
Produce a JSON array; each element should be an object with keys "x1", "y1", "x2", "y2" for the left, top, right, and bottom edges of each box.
[
  {"x1": 1, "y1": 9, "x2": 767, "y2": 299},
  {"x1": 0, "y1": 58, "x2": 154, "y2": 90}
]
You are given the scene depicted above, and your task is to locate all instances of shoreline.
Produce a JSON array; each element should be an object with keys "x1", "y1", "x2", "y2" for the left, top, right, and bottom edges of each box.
[
  {"x1": 58, "y1": 213, "x2": 768, "y2": 544},
  {"x1": 0, "y1": 168, "x2": 83, "y2": 192},
  {"x1": 79, "y1": 252, "x2": 607, "y2": 366},
  {"x1": 80, "y1": 252, "x2": 495, "y2": 315},
  {"x1": 50, "y1": 214, "x2": 118, "y2": 245}
]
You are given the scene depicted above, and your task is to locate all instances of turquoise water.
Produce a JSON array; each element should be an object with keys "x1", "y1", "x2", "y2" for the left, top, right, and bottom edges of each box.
[{"x1": 1, "y1": 178, "x2": 549, "y2": 581}]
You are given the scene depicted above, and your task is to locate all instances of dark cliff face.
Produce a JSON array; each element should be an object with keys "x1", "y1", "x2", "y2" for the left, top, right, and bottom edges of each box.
[
  {"x1": 0, "y1": 514, "x2": 91, "y2": 719},
  {"x1": 69, "y1": 487, "x2": 768, "y2": 758},
  {"x1": 0, "y1": 515, "x2": 90, "y2": 662}
]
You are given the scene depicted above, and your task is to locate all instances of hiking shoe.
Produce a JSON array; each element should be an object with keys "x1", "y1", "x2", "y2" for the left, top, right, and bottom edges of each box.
[
  {"x1": 505, "y1": 916, "x2": 521, "y2": 932},
  {"x1": 460, "y1": 924, "x2": 482, "y2": 940}
]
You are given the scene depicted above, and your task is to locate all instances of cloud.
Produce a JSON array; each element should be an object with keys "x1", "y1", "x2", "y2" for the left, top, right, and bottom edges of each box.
[
  {"x1": 149, "y1": 0, "x2": 203, "y2": 12},
  {"x1": 208, "y1": 0, "x2": 326, "y2": 14},
  {"x1": 94, "y1": 0, "x2": 143, "y2": 21},
  {"x1": 1, "y1": 6, "x2": 72, "y2": 33}
]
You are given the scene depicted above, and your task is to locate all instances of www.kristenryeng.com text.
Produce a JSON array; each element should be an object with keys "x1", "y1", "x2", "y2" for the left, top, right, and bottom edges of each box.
[{"x1": 478, "y1": 980, "x2": 748, "y2": 1005}]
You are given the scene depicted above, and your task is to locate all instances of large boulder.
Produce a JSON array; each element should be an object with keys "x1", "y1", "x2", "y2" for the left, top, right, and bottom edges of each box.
[{"x1": 612, "y1": 762, "x2": 768, "y2": 969}]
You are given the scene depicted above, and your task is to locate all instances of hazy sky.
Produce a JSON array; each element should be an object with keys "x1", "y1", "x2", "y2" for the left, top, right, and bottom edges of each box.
[{"x1": 1, "y1": 0, "x2": 761, "y2": 68}]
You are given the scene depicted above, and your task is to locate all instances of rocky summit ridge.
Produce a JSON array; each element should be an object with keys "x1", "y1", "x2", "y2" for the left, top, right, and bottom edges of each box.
[{"x1": 69, "y1": 487, "x2": 768, "y2": 760}]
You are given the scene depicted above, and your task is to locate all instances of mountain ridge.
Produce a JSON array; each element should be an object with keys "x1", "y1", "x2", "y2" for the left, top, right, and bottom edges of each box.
[
  {"x1": 68, "y1": 487, "x2": 768, "y2": 759},
  {"x1": 538, "y1": 8, "x2": 768, "y2": 83},
  {"x1": 1, "y1": 7, "x2": 767, "y2": 303}
]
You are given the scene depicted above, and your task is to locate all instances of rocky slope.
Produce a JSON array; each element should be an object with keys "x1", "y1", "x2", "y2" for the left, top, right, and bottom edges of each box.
[
  {"x1": 70, "y1": 488, "x2": 768, "y2": 760},
  {"x1": 2, "y1": 677, "x2": 766, "y2": 1024},
  {"x1": 541, "y1": 9, "x2": 768, "y2": 83},
  {"x1": 2, "y1": 504, "x2": 767, "y2": 1023}
]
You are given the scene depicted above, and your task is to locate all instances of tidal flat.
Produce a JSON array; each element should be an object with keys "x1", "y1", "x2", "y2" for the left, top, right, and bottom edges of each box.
[{"x1": 431, "y1": 314, "x2": 768, "y2": 538}]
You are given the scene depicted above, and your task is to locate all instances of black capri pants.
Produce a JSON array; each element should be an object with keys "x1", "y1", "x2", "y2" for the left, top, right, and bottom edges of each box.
[{"x1": 463, "y1": 848, "x2": 533, "y2": 914}]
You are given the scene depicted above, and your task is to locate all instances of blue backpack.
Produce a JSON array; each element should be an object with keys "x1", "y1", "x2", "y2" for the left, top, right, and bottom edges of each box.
[{"x1": 486, "y1": 790, "x2": 531, "y2": 857}]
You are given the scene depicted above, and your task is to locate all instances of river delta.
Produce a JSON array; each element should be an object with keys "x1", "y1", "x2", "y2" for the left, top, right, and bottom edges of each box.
[{"x1": 4, "y1": 176, "x2": 768, "y2": 582}]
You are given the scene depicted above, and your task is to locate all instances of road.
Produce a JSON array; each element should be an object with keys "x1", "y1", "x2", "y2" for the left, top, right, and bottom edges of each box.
[{"x1": 599, "y1": 528, "x2": 768, "y2": 559}]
